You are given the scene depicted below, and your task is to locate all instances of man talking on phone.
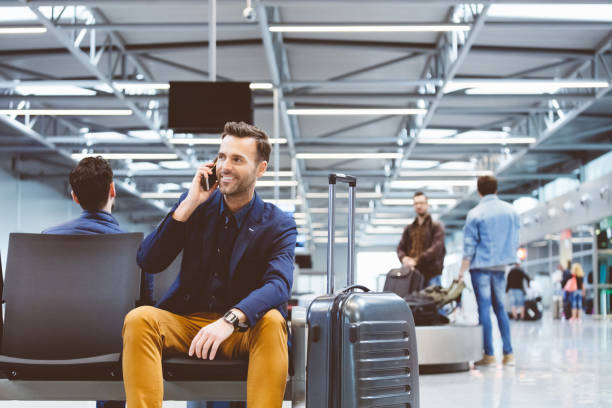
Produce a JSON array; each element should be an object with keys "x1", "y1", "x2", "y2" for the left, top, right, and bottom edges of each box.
[{"x1": 122, "y1": 122, "x2": 297, "y2": 408}]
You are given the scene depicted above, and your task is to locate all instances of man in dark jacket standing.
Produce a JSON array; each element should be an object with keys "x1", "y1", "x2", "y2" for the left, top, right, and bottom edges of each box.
[{"x1": 397, "y1": 191, "x2": 446, "y2": 287}]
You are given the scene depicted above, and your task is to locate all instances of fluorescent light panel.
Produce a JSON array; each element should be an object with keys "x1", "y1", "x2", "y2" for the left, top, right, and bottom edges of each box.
[
  {"x1": 371, "y1": 218, "x2": 413, "y2": 225},
  {"x1": 390, "y1": 180, "x2": 474, "y2": 190},
  {"x1": 249, "y1": 82, "x2": 274, "y2": 90},
  {"x1": 313, "y1": 237, "x2": 349, "y2": 244},
  {"x1": 109, "y1": 81, "x2": 272, "y2": 91},
  {"x1": 255, "y1": 180, "x2": 298, "y2": 187},
  {"x1": 72, "y1": 153, "x2": 178, "y2": 160},
  {"x1": 488, "y1": 4, "x2": 612, "y2": 22},
  {"x1": 399, "y1": 170, "x2": 492, "y2": 177},
  {"x1": 445, "y1": 80, "x2": 610, "y2": 95},
  {"x1": 419, "y1": 137, "x2": 535, "y2": 144},
  {"x1": 287, "y1": 108, "x2": 426, "y2": 116},
  {"x1": 0, "y1": 26, "x2": 46, "y2": 34},
  {"x1": 269, "y1": 24, "x2": 471, "y2": 33},
  {"x1": 364, "y1": 227, "x2": 405, "y2": 235},
  {"x1": 309, "y1": 207, "x2": 372, "y2": 214},
  {"x1": 170, "y1": 138, "x2": 287, "y2": 145},
  {"x1": 268, "y1": 199, "x2": 302, "y2": 205},
  {"x1": 401, "y1": 160, "x2": 440, "y2": 169},
  {"x1": 141, "y1": 192, "x2": 181, "y2": 199},
  {"x1": 306, "y1": 192, "x2": 382, "y2": 199},
  {"x1": 0, "y1": 109, "x2": 133, "y2": 116},
  {"x1": 382, "y1": 198, "x2": 458, "y2": 206},
  {"x1": 296, "y1": 153, "x2": 402, "y2": 160}
]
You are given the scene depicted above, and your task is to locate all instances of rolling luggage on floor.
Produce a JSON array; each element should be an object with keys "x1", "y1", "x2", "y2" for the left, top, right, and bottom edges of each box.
[{"x1": 306, "y1": 174, "x2": 419, "y2": 408}]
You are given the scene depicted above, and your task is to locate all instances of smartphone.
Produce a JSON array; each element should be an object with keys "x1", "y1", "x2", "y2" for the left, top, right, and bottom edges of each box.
[{"x1": 201, "y1": 163, "x2": 217, "y2": 191}]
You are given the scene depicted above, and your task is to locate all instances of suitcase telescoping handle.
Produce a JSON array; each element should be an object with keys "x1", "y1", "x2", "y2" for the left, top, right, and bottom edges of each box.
[{"x1": 327, "y1": 173, "x2": 357, "y2": 294}]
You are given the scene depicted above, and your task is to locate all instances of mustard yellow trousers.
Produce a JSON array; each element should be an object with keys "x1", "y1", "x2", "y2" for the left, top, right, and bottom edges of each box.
[{"x1": 122, "y1": 306, "x2": 288, "y2": 408}]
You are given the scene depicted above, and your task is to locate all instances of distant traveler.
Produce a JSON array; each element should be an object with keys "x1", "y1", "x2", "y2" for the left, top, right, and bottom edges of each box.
[
  {"x1": 458, "y1": 175, "x2": 519, "y2": 367},
  {"x1": 397, "y1": 191, "x2": 446, "y2": 287},
  {"x1": 506, "y1": 264, "x2": 531, "y2": 320},
  {"x1": 564, "y1": 263, "x2": 586, "y2": 321}
]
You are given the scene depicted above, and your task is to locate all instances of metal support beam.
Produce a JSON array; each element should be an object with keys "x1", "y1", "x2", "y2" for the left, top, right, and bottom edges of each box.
[
  {"x1": 0, "y1": 113, "x2": 165, "y2": 213},
  {"x1": 208, "y1": 0, "x2": 217, "y2": 82},
  {"x1": 20, "y1": 2, "x2": 192, "y2": 167},
  {"x1": 257, "y1": 4, "x2": 314, "y2": 248}
]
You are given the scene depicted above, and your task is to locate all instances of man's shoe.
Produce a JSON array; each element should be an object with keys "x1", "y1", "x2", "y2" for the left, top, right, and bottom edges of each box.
[
  {"x1": 502, "y1": 353, "x2": 515, "y2": 366},
  {"x1": 474, "y1": 355, "x2": 496, "y2": 366}
]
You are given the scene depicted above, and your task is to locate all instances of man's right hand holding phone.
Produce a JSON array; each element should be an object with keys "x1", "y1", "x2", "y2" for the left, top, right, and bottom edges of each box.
[{"x1": 172, "y1": 162, "x2": 218, "y2": 222}]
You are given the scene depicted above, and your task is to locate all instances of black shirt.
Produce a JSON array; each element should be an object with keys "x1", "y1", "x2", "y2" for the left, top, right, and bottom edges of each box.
[
  {"x1": 199, "y1": 195, "x2": 255, "y2": 313},
  {"x1": 506, "y1": 267, "x2": 531, "y2": 294}
]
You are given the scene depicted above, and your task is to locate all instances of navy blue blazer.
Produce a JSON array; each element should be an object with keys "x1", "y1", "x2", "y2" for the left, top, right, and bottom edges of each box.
[{"x1": 137, "y1": 190, "x2": 297, "y2": 326}]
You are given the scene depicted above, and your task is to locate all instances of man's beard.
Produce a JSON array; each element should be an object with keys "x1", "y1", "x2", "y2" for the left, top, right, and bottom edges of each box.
[{"x1": 219, "y1": 172, "x2": 256, "y2": 197}]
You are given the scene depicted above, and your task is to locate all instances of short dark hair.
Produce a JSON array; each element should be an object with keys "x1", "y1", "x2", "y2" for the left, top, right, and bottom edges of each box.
[
  {"x1": 413, "y1": 191, "x2": 427, "y2": 200},
  {"x1": 477, "y1": 175, "x2": 498, "y2": 196},
  {"x1": 221, "y1": 121, "x2": 271, "y2": 163},
  {"x1": 69, "y1": 156, "x2": 113, "y2": 211}
]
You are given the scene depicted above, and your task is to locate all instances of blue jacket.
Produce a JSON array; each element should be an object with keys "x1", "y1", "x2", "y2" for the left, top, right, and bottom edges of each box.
[
  {"x1": 43, "y1": 210, "x2": 124, "y2": 234},
  {"x1": 463, "y1": 194, "x2": 520, "y2": 269},
  {"x1": 137, "y1": 190, "x2": 297, "y2": 327}
]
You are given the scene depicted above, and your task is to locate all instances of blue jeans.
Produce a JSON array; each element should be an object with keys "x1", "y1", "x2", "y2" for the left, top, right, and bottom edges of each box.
[
  {"x1": 470, "y1": 269, "x2": 513, "y2": 356},
  {"x1": 508, "y1": 289, "x2": 525, "y2": 308},
  {"x1": 570, "y1": 291, "x2": 583, "y2": 309},
  {"x1": 427, "y1": 275, "x2": 442, "y2": 287}
]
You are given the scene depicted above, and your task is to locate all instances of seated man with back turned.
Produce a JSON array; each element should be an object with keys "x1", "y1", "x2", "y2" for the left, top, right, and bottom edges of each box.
[
  {"x1": 122, "y1": 122, "x2": 297, "y2": 408},
  {"x1": 44, "y1": 156, "x2": 149, "y2": 408}
]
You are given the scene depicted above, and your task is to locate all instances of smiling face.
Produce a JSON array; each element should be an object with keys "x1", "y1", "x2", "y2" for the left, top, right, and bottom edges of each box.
[{"x1": 216, "y1": 135, "x2": 267, "y2": 199}]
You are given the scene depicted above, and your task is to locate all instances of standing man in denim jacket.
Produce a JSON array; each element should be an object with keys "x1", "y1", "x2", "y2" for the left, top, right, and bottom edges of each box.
[{"x1": 458, "y1": 175, "x2": 519, "y2": 367}]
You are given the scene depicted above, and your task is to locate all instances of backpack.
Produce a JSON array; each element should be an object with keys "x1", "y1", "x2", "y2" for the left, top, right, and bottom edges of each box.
[{"x1": 383, "y1": 267, "x2": 425, "y2": 298}]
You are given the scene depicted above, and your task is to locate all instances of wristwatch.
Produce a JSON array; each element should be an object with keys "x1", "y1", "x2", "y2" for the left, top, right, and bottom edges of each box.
[{"x1": 223, "y1": 310, "x2": 249, "y2": 332}]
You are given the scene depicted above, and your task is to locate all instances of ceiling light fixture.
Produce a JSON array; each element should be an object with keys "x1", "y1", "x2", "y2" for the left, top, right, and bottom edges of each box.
[
  {"x1": 382, "y1": 198, "x2": 458, "y2": 206},
  {"x1": 140, "y1": 192, "x2": 181, "y2": 199},
  {"x1": 372, "y1": 218, "x2": 413, "y2": 225},
  {"x1": 170, "y1": 137, "x2": 287, "y2": 144},
  {"x1": 390, "y1": 180, "x2": 474, "y2": 190},
  {"x1": 71, "y1": 153, "x2": 178, "y2": 160},
  {"x1": 0, "y1": 109, "x2": 133, "y2": 116},
  {"x1": 287, "y1": 108, "x2": 426, "y2": 116},
  {"x1": 306, "y1": 192, "x2": 382, "y2": 199},
  {"x1": 269, "y1": 23, "x2": 471, "y2": 33},
  {"x1": 309, "y1": 207, "x2": 372, "y2": 214},
  {"x1": 296, "y1": 153, "x2": 402, "y2": 160},
  {"x1": 418, "y1": 137, "x2": 535, "y2": 144},
  {"x1": 399, "y1": 170, "x2": 493, "y2": 177},
  {"x1": 445, "y1": 79, "x2": 610, "y2": 94},
  {"x1": 0, "y1": 26, "x2": 47, "y2": 34},
  {"x1": 256, "y1": 180, "x2": 298, "y2": 187},
  {"x1": 249, "y1": 82, "x2": 274, "y2": 90}
]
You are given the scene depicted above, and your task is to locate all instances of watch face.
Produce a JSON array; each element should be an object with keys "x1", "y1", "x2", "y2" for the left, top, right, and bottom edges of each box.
[{"x1": 224, "y1": 311, "x2": 238, "y2": 327}]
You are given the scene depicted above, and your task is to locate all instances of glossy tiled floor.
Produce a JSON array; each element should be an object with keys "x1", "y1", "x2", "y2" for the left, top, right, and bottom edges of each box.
[
  {"x1": 1, "y1": 314, "x2": 610, "y2": 408},
  {"x1": 421, "y1": 314, "x2": 612, "y2": 408}
]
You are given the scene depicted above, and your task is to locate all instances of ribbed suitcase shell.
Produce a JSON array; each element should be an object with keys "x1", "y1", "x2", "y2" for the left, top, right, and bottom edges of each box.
[
  {"x1": 306, "y1": 174, "x2": 419, "y2": 408},
  {"x1": 307, "y1": 291, "x2": 419, "y2": 408}
]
